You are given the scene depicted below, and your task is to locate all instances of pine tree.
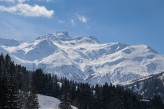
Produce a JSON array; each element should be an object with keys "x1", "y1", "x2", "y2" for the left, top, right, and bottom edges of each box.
[
  {"x1": 58, "y1": 90, "x2": 72, "y2": 109},
  {"x1": 94, "y1": 84, "x2": 103, "y2": 109},
  {"x1": 151, "y1": 95, "x2": 164, "y2": 109},
  {"x1": 0, "y1": 78, "x2": 7, "y2": 108},
  {"x1": 27, "y1": 89, "x2": 39, "y2": 109},
  {"x1": 5, "y1": 62, "x2": 19, "y2": 109},
  {"x1": 32, "y1": 69, "x2": 45, "y2": 94},
  {"x1": 0, "y1": 54, "x2": 7, "y2": 108},
  {"x1": 17, "y1": 91, "x2": 29, "y2": 109}
]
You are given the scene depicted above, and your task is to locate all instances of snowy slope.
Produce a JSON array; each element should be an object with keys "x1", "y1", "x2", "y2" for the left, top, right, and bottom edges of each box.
[
  {"x1": 124, "y1": 72, "x2": 164, "y2": 100},
  {"x1": 38, "y1": 94, "x2": 77, "y2": 109},
  {"x1": 0, "y1": 38, "x2": 21, "y2": 46},
  {"x1": 1, "y1": 32, "x2": 164, "y2": 85}
]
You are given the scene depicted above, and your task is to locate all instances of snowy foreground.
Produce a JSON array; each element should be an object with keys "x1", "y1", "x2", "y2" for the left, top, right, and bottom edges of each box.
[{"x1": 38, "y1": 94, "x2": 77, "y2": 109}]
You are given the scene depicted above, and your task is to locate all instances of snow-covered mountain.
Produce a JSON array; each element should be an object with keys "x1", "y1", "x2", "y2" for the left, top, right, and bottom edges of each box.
[
  {"x1": 125, "y1": 72, "x2": 164, "y2": 100},
  {"x1": 1, "y1": 31, "x2": 164, "y2": 85},
  {"x1": 0, "y1": 38, "x2": 21, "y2": 46}
]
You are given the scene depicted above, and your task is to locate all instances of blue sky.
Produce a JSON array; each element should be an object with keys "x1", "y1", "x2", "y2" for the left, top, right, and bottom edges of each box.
[{"x1": 0, "y1": 0, "x2": 164, "y2": 54}]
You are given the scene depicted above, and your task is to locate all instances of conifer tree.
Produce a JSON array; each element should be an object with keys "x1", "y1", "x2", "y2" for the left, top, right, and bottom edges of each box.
[
  {"x1": 5, "y1": 61, "x2": 19, "y2": 109},
  {"x1": 58, "y1": 90, "x2": 72, "y2": 109},
  {"x1": 151, "y1": 95, "x2": 164, "y2": 109},
  {"x1": 27, "y1": 89, "x2": 39, "y2": 109}
]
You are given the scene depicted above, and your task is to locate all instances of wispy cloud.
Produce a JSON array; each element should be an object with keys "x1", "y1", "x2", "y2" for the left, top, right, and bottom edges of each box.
[
  {"x1": 58, "y1": 20, "x2": 65, "y2": 23},
  {"x1": 77, "y1": 14, "x2": 88, "y2": 23},
  {"x1": 45, "y1": 0, "x2": 54, "y2": 3},
  {"x1": 37, "y1": 0, "x2": 54, "y2": 3},
  {"x1": 70, "y1": 19, "x2": 75, "y2": 27},
  {"x1": 1, "y1": 0, "x2": 54, "y2": 3},
  {"x1": 1, "y1": 0, "x2": 26, "y2": 3},
  {"x1": 0, "y1": 3, "x2": 54, "y2": 18}
]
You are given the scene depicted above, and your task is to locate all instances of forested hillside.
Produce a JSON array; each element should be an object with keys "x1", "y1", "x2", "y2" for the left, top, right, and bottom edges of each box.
[
  {"x1": 126, "y1": 72, "x2": 164, "y2": 101},
  {"x1": 32, "y1": 68, "x2": 164, "y2": 109},
  {"x1": 0, "y1": 54, "x2": 39, "y2": 109},
  {"x1": 0, "y1": 54, "x2": 163, "y2": 109}
]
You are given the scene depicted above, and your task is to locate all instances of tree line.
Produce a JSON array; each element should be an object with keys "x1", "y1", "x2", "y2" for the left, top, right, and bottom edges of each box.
[
  {"x1": 0, "y1": 54, "x2": 39, "y2": 109},
  {"x1": 32, "y1": 69, "x2": 164, "y2": 109},
  {"x1": 0, "y1": 54, "x2": 163, "y2": 109},
  {"x1": 129, "y1": 72, "x2": 164, "y2": 102}
]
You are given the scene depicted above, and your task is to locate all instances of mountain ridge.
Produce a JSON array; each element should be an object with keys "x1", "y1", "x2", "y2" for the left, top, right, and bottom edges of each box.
[
  {"x1": 0, "y1": 32, "x2": 164, "y2": 85},
  {"x1": 125, "y1": 72, "x2": 164, "y2": 101}
]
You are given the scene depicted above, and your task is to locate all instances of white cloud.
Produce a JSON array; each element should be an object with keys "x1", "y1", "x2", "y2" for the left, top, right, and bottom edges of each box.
[
  {"x1": 1, "y1": 0, "x2": 55, "y2": 3},
  {"x1": 0, "y1": 3, "x2": 54, "y2": 18},
  {"x1": 1, "y1": 0, "x2": 26, "y2": 3},
  {"x1": 45, "y1": 0, "x2": 53, "y2": 2},
  {"x1": 70, "y1": 19, "x2": 75, "y2": 27},
  {"x1": 58, "y1": 20, "x2": 65, "y2": 23},
  {"x1": 38, "y1": 0, "x2": 54, "y2": 2},
  {"x1": 77, "y1": 15, "x2": 87, "y2": 23}
]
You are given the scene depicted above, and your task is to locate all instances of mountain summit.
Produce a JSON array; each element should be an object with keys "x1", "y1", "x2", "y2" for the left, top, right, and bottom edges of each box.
[
  {"x1": 37, "y1": 32, "x2": 70, "y2": 40},
  {"x1": 0, "y1": 32, "x2": 164, "y2": 85},
  {"x1": 36, "y1": 32, "x2": 99, "y2": 44}
]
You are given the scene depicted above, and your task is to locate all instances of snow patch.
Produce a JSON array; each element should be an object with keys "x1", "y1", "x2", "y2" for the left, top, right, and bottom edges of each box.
[{"x1": 38, "y1": 94, "x2": 77, "y2": 109}]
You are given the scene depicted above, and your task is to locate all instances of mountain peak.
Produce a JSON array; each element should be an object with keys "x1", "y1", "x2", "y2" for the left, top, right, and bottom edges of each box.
[
  {"x1": 53, "y1": 31, "x2": 69, "y2": 37},
  {"x1": 73, "y1": 36, "x2": 99, "y2": 44},
  {"x1": 36, "y1": 32, "x2": 100, "y2": 44},
  {"x1": 0, "y1": 32, "x2": 164, "y2": 85},
  {"x1": 36, "y1": 31, "x2": 71, "y2": 41},
  {"x1": 0, "y1": 38, "x2": 22, "y2": 46}
]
